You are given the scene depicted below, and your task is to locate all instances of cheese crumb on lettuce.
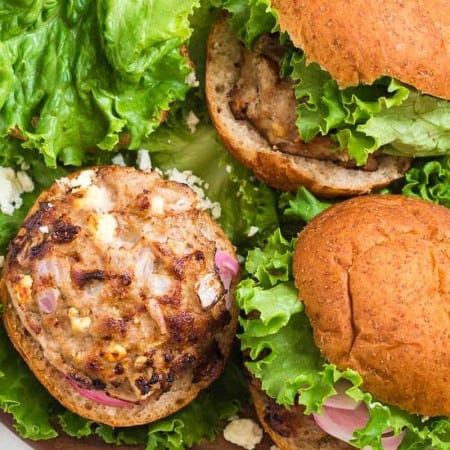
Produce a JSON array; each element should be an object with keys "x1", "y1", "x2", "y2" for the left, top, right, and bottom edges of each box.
[{"x1": 0, "y1": 167, "x2": 34, "y2": 215}]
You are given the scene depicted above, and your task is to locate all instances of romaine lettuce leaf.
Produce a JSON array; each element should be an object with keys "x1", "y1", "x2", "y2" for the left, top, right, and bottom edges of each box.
[{"x1": 0, "y1": 0, "x2": 199, "y2": 167}]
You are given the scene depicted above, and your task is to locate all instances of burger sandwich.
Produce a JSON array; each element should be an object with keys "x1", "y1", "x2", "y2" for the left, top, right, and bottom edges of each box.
[
  {"x1": 0, "y1": 165, "x2": 240, "y2": 427},
  {"x1": 205, "y1": 0, "x2": 450, "y2": 196},
  {"x1": 237, "y1": 194, "x2": 450, "y2": 450}
]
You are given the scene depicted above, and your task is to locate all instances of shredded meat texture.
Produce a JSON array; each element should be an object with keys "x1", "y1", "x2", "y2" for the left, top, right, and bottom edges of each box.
[
  {"x1": 4, "y1": 167, "x2": 238, "y2": 404},
  {"x1": 229, "y1": 34, "x2": 379, "y2": 171}
]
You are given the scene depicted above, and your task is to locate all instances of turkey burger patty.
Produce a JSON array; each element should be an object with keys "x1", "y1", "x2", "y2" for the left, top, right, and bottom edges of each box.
[{"x1": 0, "y1": 165, "x2": 240, "y2": 427}]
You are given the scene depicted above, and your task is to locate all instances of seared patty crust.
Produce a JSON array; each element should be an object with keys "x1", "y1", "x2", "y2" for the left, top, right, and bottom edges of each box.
[{"x1": 1, "y1": 165, "x2": 240, "y2": 426}]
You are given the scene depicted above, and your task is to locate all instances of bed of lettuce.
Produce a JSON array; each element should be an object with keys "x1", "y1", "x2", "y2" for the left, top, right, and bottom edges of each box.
[
  {"x1": 0, "y1": 0, "x2": 450, "y2": 449},
  {"x1": 0, "y1": 1, "x2": 281, "y2": 448}
]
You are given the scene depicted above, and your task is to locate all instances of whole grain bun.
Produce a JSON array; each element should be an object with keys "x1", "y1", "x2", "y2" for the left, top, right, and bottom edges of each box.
[
  {"x1": 272, "y1": 0, "x2": 450, "y2": 99},
  {"x1": 205, "y1": 16, "x2": 411, "y2": 197},
  {"x1": 248, "y1": 375, "x2": 352, "y2": 450},
  {"x1": 1, "y1": 166, "x2": 240, "y2": 427},
  {"x1": 293, "y1": 195, "x2": 450, "y2": 417}
]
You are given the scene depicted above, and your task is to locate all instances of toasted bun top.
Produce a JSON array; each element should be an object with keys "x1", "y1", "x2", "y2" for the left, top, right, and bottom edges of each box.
[
  {"x1": 272, "y1": 0, "x2": 450, "y2": 99},
  {"x1": 293, "y1": 195, "x2": 450, "y2": 416}
]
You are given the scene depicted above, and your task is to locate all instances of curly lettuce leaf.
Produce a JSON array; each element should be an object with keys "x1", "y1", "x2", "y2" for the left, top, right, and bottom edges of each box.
[
  {"x1": 209, "y1": 0, "x2": 277, "y2": 46},
  {"x1": 279, "y1": 186, "x2": 332, "y2": 223},
  {"x1": 0, "y1": 0, "x2": 199, "y2": 167},
  {"x1": 0, "y1": 324, "x2": 60, "y2": 440},
  {"x1": 290, "y1": 47, "x2": 450, "y2": 166},
  {"x1": 236, "y1": 200, "x2": 450, "y2": 450},
  {"x1": 361, "y1": 91, "x2": 450, "y2": 158},
  {"x1": 402, "y1": 156, "x2": 450, "y2": 207}
]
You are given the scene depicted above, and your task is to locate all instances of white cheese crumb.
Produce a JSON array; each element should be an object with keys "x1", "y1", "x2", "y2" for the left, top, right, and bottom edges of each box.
[
  {"x1": 70, "y1": 170, "x2": 95, "y2": 188},
  {"x1": 57, "y1": 169, "x2": 95, "y2": 190},
  {"x1": 0, "y1": 167, "x2": 35, "y2": 215},
  {"x1": 88, "y1": 214, "x2": 117, "y2": 244},
  {"x1": 151, "y1": 195, "x2": 165, "y2": 216},
  {"x1": 165, "y1": 168, "x2": 221, "y2": 219},
  {"x1": 136, "y1": 149, "x2": 152, "y2": 171},
  {"x1": 0, "y1": 255, "x2": 4, "y2": 269},
  {"x1": 247, "y1": 226, "x2": 259, "y2": 237},
  {"x1": 112, "y1": 153, "x2": 126, "y2": 166},
  {"x1": 185, "y1": 71, "x2": 199, "y2": 87},
  {"x1": 223, "y1": 418, "x2": 263, "y2": 450},
  {"x1": 16, "y1": 170, "x2": 34, "y2": 192},
  {"x1": 186, "y1": 110, "x2": 200, "y2": 134},
  {"x1": 74, "y1": 185, "x2": 113, "y2": 213},
  {"x1": 39, "y1": 226, "x2": 49, "y2": 234},
  {"x1": 225, "y1": 164, "x2": 232, "y2": 173}
]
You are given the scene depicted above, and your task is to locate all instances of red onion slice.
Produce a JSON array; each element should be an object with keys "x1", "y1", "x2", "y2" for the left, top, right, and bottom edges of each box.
[
  {"x1": 379, "y1": 430, "x2": 407, "y2": 450},
  {"x1": 215, "y1": 250, "x2": 239, "y2": 309},
  {"x1": 314, "y1": 402, "x2": 405, "y2": 450},
  {"x1": 66, "y1": 378, "x2": 133, "y2": 407},
  {"x1": 323, "y1": 379, "x2": 363, "y2": 410},
  {"x1": 37, "y1": 289, "x2": 59, "y2": 314},
  {"x1": 313, "y1": 403, "x2": 369, "y2": 443}
]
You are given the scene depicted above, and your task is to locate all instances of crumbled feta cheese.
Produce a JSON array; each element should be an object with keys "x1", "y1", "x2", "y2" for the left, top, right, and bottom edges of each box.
[
  {"x1": 225, "y1": 164, "x2": 232, "y2": 173},
  {"x1": 0, "y1": 167, "x2": 35, "y2": 215},
  {"x1": 223, "y1": 418, "x2": 263, "y2": 450},
  {"x1": 165, "y1": 168, "x2": 221, "y2": 219},
  {"x1": 88, "y1": 214, "x2": 118, "y2": 244},
  {"x1": 247, "y1": 226, "x2": 259, "y2": 237},
  {"x1": 186, "y1": 110, "x2": 200, "y2": 134},
  {"x1": 112, "y1": 153, "x2": 126, "y2": 166},
  {"x1": 185, "y1": 71, "x2": 199, "y2": 87},
  {"x1": 74, "y1": 185, "x2": 113, "y2": 213},
  {"x1": 151, "y1": 195, "x2": 165, "y2": 216},
  {"x1": 237, "y1": 254, "x2": 246, "y2": 264},
  {"x1": 16, "y1": 171, "x2": 34, "y2": 192},
  {"x1": 39, "y1": 226, "x2": 49, "y2": 234},
  {"x1": 136, "y1": 149, "x2": 152, "y2": 171},
  {"x1": 70, "y1": 170, "x2": 95, "y2": 188},
  {"x1": 58, "y1": 169, "x2": 95, "y2": 190}
]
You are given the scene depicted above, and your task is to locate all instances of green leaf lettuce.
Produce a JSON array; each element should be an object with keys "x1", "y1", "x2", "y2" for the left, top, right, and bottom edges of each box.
[{"x1": 0, "y1": 0, "x2": 199, "y2": 167}]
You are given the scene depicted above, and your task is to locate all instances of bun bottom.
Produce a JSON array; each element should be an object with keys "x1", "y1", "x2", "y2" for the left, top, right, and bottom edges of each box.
[
  {"x1": 248, "y1": 376, "x2": 351, "y2": 450},
  {"x1": 1, "y1": 291, "x2": 217, "y2": 428}
]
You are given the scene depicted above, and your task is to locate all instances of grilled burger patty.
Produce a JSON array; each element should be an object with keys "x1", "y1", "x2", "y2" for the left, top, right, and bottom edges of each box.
[{"x1": 1, "y1": 165, "x2": 239, "y2": 425}]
